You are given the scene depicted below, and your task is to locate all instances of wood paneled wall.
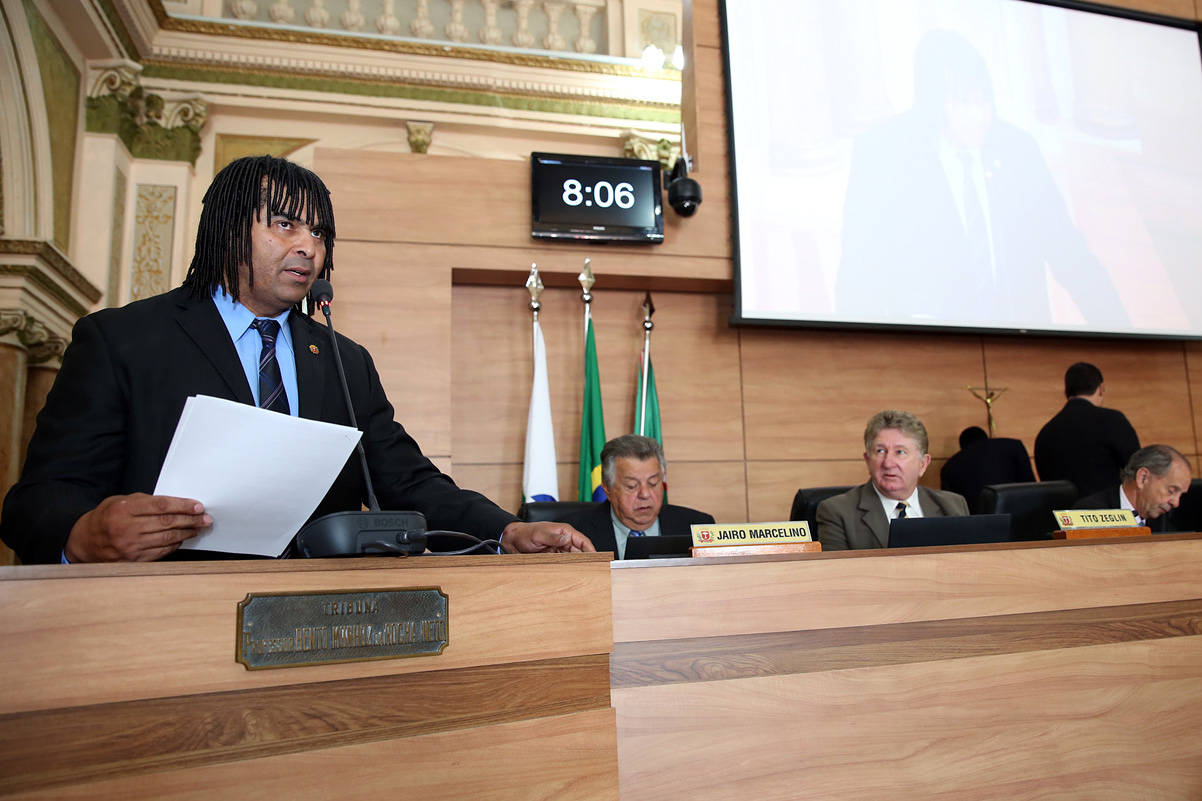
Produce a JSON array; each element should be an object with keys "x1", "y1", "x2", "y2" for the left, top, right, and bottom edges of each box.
[{"x1": 317, "y1": 0, "x2": 1202, "y2": 527}]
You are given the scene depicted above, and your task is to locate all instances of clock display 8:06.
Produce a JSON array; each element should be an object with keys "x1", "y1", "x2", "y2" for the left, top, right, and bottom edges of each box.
[{"x1": 561, "y1": 179, "x2": 636, "y2": 209}]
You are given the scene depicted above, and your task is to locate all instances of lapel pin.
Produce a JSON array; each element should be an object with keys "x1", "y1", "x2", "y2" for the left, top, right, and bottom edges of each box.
[{"x1": 309, "y1": 344, "x2": 320, "y2": 354}]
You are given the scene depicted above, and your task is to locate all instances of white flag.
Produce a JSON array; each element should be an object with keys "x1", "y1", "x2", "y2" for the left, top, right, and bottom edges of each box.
[{"x1": 523, "y1": 320, "x2": 559, "y2": 502}]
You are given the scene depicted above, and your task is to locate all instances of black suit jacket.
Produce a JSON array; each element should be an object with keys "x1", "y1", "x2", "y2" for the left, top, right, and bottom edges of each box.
[
  {"x1": 0, "y1": 288, "x2": 516, "y2": 563},
  {"x1": 557, "y1": 500, "x2": 714, "y2": 559},
  {"x1": 1034, "y1": 398, "x2": 1140, "y2": 498},
  {"x1": 1074, "y1": 485, "x2": 1173, "y2": 533},
  {"x1": 940, "y1": 437, "x2": 1036, "y2": 514}
]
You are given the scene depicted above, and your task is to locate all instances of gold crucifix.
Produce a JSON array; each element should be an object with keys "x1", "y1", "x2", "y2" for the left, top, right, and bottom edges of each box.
[{"x1": 966, "y1": 384, "x2": 1008, "y2": 437}]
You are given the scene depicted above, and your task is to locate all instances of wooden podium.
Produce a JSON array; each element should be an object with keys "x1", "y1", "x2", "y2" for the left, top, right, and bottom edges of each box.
[
  {"x1": 7, "y1": 535, "x2": 1202, "y2": 800},
  {"x1": 0, "y1": 554, "x2": 618, "y2": 800}
]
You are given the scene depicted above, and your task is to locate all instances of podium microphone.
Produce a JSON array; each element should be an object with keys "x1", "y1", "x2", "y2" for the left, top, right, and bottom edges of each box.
[{"x1": 295, "y1": 278, "x2": 427, "y2": 557}]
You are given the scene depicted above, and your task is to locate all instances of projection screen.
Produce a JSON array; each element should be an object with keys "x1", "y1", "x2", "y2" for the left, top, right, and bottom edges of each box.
[{"x1": 724, "y1": 0, "x2": 1202, "y2": 337}]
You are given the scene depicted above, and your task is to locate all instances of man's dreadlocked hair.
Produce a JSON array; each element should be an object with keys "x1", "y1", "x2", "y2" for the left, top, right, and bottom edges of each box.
[{"x1": 182, "y1": 155, "x2": 336, "y2": 313}]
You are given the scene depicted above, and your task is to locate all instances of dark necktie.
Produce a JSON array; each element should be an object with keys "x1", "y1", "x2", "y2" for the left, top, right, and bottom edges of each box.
[
  {"x1": 895, "y1": 501, "x2": 908, "y2": 519},
  {"x1": 251, "y1": 319, "x2": 289, "y2": 415},
  {"x1": 960, "y1": 152, "x2": 994, "y2": 307},
  {"x1": 629, "y1": 530, "x2": 645, "y2": 537}
]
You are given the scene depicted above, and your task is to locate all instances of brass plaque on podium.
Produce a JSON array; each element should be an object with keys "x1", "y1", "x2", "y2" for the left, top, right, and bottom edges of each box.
[{"x1": 237, "y1": 588, "x2": 448, "y2": 670}]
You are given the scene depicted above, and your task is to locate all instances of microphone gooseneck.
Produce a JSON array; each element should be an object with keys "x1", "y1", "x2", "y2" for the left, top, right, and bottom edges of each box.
[
  {"x1": 313, "y1": 279, "x2": 380, "y2": 512},
  {"x1": 294, "y1": 278, "x2": 427, "y2": 557}
]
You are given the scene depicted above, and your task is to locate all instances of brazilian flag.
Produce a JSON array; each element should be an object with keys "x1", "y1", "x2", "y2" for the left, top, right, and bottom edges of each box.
[{"x1": 578, "y1": 318, "x2": 607, "y2": 502}]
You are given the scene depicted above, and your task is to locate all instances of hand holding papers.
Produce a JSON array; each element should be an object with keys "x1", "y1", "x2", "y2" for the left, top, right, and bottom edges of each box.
[{"x1": 153, "y1": 396, "x2": 361, "y2": 556}]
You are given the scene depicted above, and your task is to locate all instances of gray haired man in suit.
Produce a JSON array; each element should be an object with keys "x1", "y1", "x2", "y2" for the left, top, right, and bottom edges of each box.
[{"x1": 816, "y1": 410, "x2": 969, "y2": 550}]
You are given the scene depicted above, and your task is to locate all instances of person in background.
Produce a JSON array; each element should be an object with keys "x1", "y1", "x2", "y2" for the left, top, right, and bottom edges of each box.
[
  {"x1": 1034, "y1": 361, "x2": 1140, "y2": 498},
  {"x1": 941, "y1": 425, "x2": 1035, "y2": 513}
]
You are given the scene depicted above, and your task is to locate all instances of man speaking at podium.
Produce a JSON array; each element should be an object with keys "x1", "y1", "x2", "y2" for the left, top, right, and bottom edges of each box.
[
  {"x1": 816, "y1": 410, "x2": 969, "y2": 550},
  {"x1": 0, "y1": 156, "x2": 593, "y2": 564}
]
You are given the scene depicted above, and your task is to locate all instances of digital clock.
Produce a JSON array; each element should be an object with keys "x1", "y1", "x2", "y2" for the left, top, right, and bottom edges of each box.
[{"x1": 531, "y1": 152, "x2": 664, "y2": 244}]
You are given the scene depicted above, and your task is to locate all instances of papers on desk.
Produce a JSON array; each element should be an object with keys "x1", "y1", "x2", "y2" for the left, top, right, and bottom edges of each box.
[{"x1": 153, "y1": 395, "x2": 361, "y2": 556}]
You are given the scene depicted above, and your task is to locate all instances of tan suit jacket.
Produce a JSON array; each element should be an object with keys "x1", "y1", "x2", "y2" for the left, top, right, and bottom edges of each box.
[{"x1": 815, "y1": 481, "x2": 969, "y2": 551}]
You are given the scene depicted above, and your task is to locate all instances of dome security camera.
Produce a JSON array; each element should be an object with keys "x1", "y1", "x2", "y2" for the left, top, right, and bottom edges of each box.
[
  {"x1": 664, "y1": 158, "x2": 702, "y2": 217},
  {"x1": 667, "y1": 176, "x2": 702, "y2": 217}
]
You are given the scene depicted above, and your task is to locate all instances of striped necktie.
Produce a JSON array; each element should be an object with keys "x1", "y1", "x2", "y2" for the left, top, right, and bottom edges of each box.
[
  {"x1": 251, "y1": 319, "x2": 289, "y2": 415},
  {"x1": 895, "y1": 501, "x2": 908, "y2": 519}
]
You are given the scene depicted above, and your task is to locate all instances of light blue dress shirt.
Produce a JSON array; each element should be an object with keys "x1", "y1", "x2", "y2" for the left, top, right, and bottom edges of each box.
[
  {"x1": 212, "y1": 289, "x2": 299, "y2": 416},
  {"x1": 610, "y1": 508, "x2": 662, "y2": 559}
]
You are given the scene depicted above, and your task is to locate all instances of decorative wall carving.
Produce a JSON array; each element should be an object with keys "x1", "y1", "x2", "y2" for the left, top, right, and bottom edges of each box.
[
  {"x1": 178, "y1": 0, "x2": 615, "y2": 56},
  {"x1": 88, "y1": 59, "x2": 141, "y2": 100},
  {"x1": 85, "y1": 61, "x2": 209, "y2": 165},
  {"x1": 341, "y1": 0, "x2": 366, "y2": 32},
  {"x1": 574, "y1": 4, "x2": 599, "y2": 54},
  {"x1": 305, "y1": 0, "x2": 330, "y2": 27},
  {"x1": 411, "y1": 0, "x2": 434, "y2": 38},
  {"x1": 0, "y1": 309, "x2": 67, "y2": 364},
  {"x1": 376, "y1": 0, "x2": 401, "y2": 35},
  {"x1": 107, "y1": 167, "x2": 128, "y2": 306},
  {"x1": 406, "y1": 121, "x2": 434, "y2": 154},
  {"x1": 131, "y1": 185, "x2": 176, "y2": 301},
  {"x1": 269, "y1": 0, "x2": 296, "y2": 24},
  {"x1": 623, "y1": 133, "x2": 677, "y2": 169},
  {"x1": 446, "y1": 0, "x2": 469, "y2": 42},
  {"x1": 543, "y1": 2, "x2": 567, "y2": 51},
  {"x1": 479, "y1": 0, "x2": 503, "y2": 45}
]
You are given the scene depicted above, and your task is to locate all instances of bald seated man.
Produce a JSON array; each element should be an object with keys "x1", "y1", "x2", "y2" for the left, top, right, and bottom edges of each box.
[
  {"x1": 1074, "y1": 444, "x2": 1192, "y2": 532},
  {"x1": 817, "y1": 410, "x2": 969, "y2": 550}
]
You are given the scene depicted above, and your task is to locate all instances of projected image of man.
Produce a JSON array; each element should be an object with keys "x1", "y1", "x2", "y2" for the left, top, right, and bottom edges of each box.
[{"x1": 836, "y1": 29, "x2": 1127, "y2": 329}]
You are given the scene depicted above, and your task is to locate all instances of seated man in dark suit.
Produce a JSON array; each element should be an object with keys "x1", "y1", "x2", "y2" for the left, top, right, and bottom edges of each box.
[
  {"x1": 940, "y1": 425, "x2": 1036, "y2": 513},
  {"x1": 817, "y1": 410, "x2": 969, "y2": 550},
  {"x1": 1074, "y1": 444, "x2": 1192, "y2": 532},
  {"x1": 558, "y1": 434, "x2": 714, "y2": 559}
]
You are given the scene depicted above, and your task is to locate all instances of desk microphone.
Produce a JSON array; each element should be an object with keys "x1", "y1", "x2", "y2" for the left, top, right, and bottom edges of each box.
[{"x1": 295, "y1": 279, "x2": 428, "y2": 557}]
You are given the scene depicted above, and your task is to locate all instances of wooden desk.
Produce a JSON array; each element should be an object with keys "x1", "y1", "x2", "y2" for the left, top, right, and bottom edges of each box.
[
  {"x1": 0, "y1": 555, "x2": 617, "y2": 800},
  {"x1": 6, "y1": 537, "x2": 1202, "y2": 800},
  {"x1": 610, "y1": 535, "x2": 1202, "y2": 800}
]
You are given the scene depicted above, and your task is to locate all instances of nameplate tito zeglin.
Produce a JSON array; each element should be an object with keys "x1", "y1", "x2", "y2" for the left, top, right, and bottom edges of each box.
[
  {"x1": 1055, "y1": 509, "x2": 1137, "y2": 530},
  {"x1": 237, "y1": 588, "x2": 448, "y2": 670}
]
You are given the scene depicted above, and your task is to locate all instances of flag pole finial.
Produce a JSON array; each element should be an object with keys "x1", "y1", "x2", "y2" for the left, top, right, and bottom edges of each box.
[
  {"x1": 525, "y1": 263, "x2": 544, "y2": 320},
  {"x1": 637, "y1": 292, "x2": 656, "y2": 437},
  {"x1": 578, "y1": 258, "x2": 595, "y2": 304}
]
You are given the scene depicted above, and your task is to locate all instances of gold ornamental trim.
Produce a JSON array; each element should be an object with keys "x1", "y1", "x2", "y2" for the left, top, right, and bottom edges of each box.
[{"x1": 140, "y1": 60, "x2": 680, "y2": 123}]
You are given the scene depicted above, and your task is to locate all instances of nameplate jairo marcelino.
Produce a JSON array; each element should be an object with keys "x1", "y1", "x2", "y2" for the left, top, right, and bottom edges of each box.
[
  {"x1": 691, "y1": 521, "x2": 813, "y2": 548},
  {"x1": 236, "y1": 588, "x2": 448, "y2": 670},
  {"x1": 1054, "y1": 509, "x2": 1138, "y2": 531}
]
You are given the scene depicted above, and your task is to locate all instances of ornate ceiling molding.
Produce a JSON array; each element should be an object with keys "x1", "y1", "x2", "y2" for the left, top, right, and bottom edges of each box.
[{"x1": 101, "y1": 0, "x2": 680, "y2": 111}]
